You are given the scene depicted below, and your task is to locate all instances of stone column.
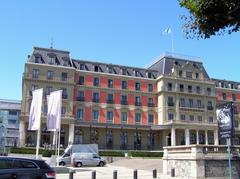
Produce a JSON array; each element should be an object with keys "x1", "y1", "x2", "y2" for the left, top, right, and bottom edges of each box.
[
  {"x1": 171, "y1": 128, "x2": 176, "y2": 146},
  {"x1": 196, "y1": 130, "x2": 199, "y2": 145},
  {"x1": 185, "y1": 129, "x2": 190, "y2": 146},
  {"x1": 214, "y1": 130, "x2": 219, "y2": 145},
  {"x1": 205, "y1": 130, "x2": 208, "y2": 145},
  {"x1": 68, "y1": 123, "x2": 75, "y2": 145},
  {"x1": 19, "y1": 118, "x2": 26, "y2": 147}
]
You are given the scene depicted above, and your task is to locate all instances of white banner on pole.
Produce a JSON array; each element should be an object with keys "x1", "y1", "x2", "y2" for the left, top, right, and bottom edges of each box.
[
  {"x1": 47, "y1": 90, "x2": 62, "y2": 131},
  {"x1": 28, "y1": 89, "x2": 43, "y2": 131}
]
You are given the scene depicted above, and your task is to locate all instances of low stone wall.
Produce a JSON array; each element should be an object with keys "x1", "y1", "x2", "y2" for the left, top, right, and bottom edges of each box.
[{"x1": 163, "y1": 145, "x2": 240, "y2": 179}]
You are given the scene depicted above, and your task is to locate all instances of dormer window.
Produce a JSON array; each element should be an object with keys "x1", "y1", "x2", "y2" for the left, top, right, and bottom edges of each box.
[
  {"x1": 179, "y1": 70, "x2": 182, "y2": 77},
  {"x1": 122, "y1": 68, "x2": 127, "y2": 75},
  {"x1": 186, "y1": 71, "x2": 192, "y2": 78},
  {"x1": 108, "y1": 67, "x2": 113, "y2": 73},
  {"x1": 135, "y1": 70, "x2": 140, "y2": 77},
  {"x1": 63, "y1": 59, "x2": 68, "y2": 66},
  {"x1": 35, "y1": 56, "x2": 41, "y2": 63},
  {"x1": 94, "y1": 65, "x2": 99, "y2": 72},
  {"x1": 196, "y1": 73, "x2": 199, "y2": 79},
  {"x1": 148, "y1": 72, "x2": 152, "y2": 79},
  {"x1": 80, "y1": 64, "x2": 85, "y2": 70}
]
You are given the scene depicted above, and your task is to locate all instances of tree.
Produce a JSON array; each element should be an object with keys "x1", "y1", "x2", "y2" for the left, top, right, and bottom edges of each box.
[{"x1": 179, "y1": 0, "x2": 240, "y2": 39}]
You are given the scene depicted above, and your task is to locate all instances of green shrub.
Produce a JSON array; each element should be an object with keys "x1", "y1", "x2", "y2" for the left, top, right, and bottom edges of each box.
[
  {"x1": 129, "y1": 151, "x2": 163, "y2": 158},
  {"x1": 99, "y1": 150, "x2": 125, "y2": 157},
  {"x1": 10, "y1": 147, "x2": 64, "y2": 156},
  {"x1": 42, "y1": 150, "x2": 52, "y2": 157}
]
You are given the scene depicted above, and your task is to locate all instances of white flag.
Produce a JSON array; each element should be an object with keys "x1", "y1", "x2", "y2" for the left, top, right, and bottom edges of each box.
[
  {"x1": 47, "y1": 90, "x2": 62, "y2": 131},
  {"x1": 28, "y1": 88, "x2": 43, "y2": 130},
  {"x1": 162, "y1": 27, "x2": 172, "y2": 35}
]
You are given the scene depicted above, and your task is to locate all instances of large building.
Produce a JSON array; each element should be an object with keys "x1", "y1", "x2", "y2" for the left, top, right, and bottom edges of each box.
[
  {"x1": 0, "y1": 99, "x2": 21, "y2": 147},
  {"x1": 20, "y1": 47, "x2": 240, "y2": 150}
]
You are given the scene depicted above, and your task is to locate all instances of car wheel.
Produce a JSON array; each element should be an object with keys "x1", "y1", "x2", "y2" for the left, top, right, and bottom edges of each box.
[
  {"x1": 99, "y1": 161, "x2": 104, "y2": 167},
  {"x1": 76, "y1": 162, "x2": 82, "y2": 167},
  {"x1": 59, "y1": 162, "x2": 65, "y2": 166}
]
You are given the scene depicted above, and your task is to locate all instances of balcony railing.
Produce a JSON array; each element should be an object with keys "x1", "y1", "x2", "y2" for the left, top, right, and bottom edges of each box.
[
  {"x1": 92, "y1": 98, "x2": 100, "y2": 103},
  {"x1": 121, "y1": 100, "x2": 128, "y2": 105},
  {"x1": 148, "y1": 103, "x2": 155, "y2": 107},
  {"x1": 23, "y1": 73, "x2": 73, "y2": 83},
  {"x1": 62, "y1": 94, "x2": 68, "y2": 99},
  {"x1": 76, "y1": 97, "x2": 85, "y2": 101},
  {"x1": 135, "y1": 102, "x2": 142, "y2": 106},
  {"x1": 168, "y1": 102, "x2": 174, "y2": 107},
  {"x1": 207, "y1": 106, "x2": 214, "y2": 110},
  {"x1": 107, "y1": 99, "x2": 114, "y2": 104}
]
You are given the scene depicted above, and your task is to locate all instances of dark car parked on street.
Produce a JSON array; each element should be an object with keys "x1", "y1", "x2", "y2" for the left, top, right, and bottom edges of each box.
[{"x1": 0, "y1": 157, "x2": 55, "y2": 179}]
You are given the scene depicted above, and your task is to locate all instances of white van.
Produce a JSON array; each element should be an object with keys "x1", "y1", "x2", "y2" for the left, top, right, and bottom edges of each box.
[{"x1": 71, "y1": 153, "x2": 106, "y2": 167}]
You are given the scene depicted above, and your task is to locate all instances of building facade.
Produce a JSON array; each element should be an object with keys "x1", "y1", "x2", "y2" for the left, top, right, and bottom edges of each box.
[
  {"x1": 0, "y1": 99, "x2": 21, "y2": 147},
  {"x1": 20, "y1": 47, "x2": 240, "y2": 150}
]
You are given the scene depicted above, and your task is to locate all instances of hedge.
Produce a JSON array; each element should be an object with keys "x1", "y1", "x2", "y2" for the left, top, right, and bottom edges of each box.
[
  {"x1": 10, "y1": 147, "x2": 64, "y2": 156},
  {"x1": 99, "y1": 150, "x2": 125, "y2": 157},
  {"x1": 129, "y1": 151, "x2": 163, "y2": 158}
]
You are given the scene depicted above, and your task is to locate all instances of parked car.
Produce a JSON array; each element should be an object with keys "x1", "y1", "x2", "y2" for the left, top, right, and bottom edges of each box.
[
  {"x1": 0, "y1": 156, "x2": 55, "y2": 179},
  {"x1": 71, "y1": 153, "x2": 106, "y2": 167}
]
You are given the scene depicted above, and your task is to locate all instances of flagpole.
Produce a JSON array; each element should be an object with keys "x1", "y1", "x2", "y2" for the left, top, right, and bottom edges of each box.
[{"x1": 36, "y1": 127, "x2": 41, "y2": 159}]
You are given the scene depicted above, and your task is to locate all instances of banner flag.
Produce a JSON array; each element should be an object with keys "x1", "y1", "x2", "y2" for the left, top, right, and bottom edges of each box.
[
  {"x1": 162, "y1": 27, "x2": 172, "y2": 35},
  {"x1": 216, "y1": 102, "x2": 234, "y2": 139},
  {"x1": 28, "y1": 89, "x2": 43, "y2": 131},
  {"x1": 47, "y1": 90, "x2": 62, "y2": 131}
]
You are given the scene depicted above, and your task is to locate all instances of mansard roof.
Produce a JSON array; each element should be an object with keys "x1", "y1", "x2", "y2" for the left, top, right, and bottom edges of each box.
[
  {"x1": 212, "y1": 78, "x2": 240, "y2": 90},
  {"x1": 28, "y1": 47, "x2": 73, "y2": 67},
  {"x1": 147, "y1": 53, "x2": 210, "y2": 79}
]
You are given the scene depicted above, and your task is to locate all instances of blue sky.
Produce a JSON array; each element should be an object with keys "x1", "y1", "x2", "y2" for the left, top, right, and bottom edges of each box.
[{"x1": 0, "y1": 0, "x2": 239, "y2": 100}]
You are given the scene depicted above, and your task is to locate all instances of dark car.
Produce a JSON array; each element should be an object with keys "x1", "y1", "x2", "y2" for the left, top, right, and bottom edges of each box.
[{"x1": 0, "y1": 156, "x2": 55, "y2": 179}]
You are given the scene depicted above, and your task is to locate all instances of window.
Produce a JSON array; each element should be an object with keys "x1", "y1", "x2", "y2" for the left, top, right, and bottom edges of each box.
[
  {"x1": 135, "y1": 112, "x2": 141, "y2": 123},
  {"x1": 188, "y1": 85, "x2": 192, "y2": 93},
  {"x1": 77, "y1": 91, "x2": 84, "y2": 101},
  {"x1": 108, "y1": 79, "x2": 113, "y2": 88},
  {"x1": 61, "y1": 106, "x2": 66, "y2": 117},
  {"x1": 197, "y1": 100, "x2": 202, "y2": 108},
  {"x1": 121, "y1": 95, "x2": 128, "y2": 105},
  {"x1": 121, "y1": 112, "x2": 128, "y2": 123},
  {"x1": 207, "y1": 88, "x2": 211, "y2": 95},
  {"x1": 180, "y1": 98, "x2": 185, "y2": 107},
  {"x1": 222, "y1": 92, "x2": 226, "y2": 100},
  {"x1": 76, "y1": 109, "x2": 83, "y2": 120},
  {"x1": 122, "y1": 81, "x2": 127, "y2": 89},
  {"x1": 198, "y1": 116, "x2": 203, "y2": 122},
  {"x1": 135, "y1": 96, "x2": 141, "y2": 106},
  {"x1": 167, "y1": 83, "x2": 172, "y2": 91},
  {"x1": 148, "y1": 114, "x2": 154, "y2": 124},
  {"x1": 63, "y1": 59, "x2": 68, "y2": 66},
  {"x1": 208, "y1": 116, "x2": 213, "y2": 123},
  {"x1": 168, "y1": 113, "x2": 174, "y2": 120},
  {"x1": 168, "y1": 97, "x2": 174, "y2": 106},
  {"x1": 148, "y1": 84, "x2": 153, "y2": 92},
  {"x1": 189, "y1": 99, "x2": 193, "y2": 108},
  {"x1": 189, "y1": 115, "x2": 194, "y2": 121},
  {"x1": 45, "y1": 86, "x2": 53, "y2": 96},
  {"x1": 179, "y1": 70, "x2": 182, "y2": 77},
  {"x1": 186, "y1": 71, "x2": 192, "y2": 78},
  {"x1": 21, "y1": 161, "x2": 37, "y2": 168},
  {"x1": 195, "y1": 73, "x2": 199, "y2": 79},
  {"x1": 44, "y1": 105, "x2": 47, "y2": 115},
  {"x1": 106, "y1": 129, "x2": 113, "y2": 149},
  {"x1": 80, "y1": 64, "x2": 85, "y2": 70},
  {"x1": 93, "y1": 77, "x2": 99, "y2": 86},
  {"x1": 92, "y1": 110, "x2": 99, "y2": 121},
  {"x1": 232, "y1": 94, "x2": 236, "y2": 101},
  {"x1": 179, "y1": 84, "x2": 184, "y2": 92},
  {"x1": 94, "y1": 66, "x2": 99, "y2": 72},
  {"x1": 180, "y1": 114, "x2": 185, "y2": 121},
  {"x1": 32, "y1": 69, "x2": 39, "y2": 78},
  {"x1": 107, "y1": 111, "x2": 113, "y2": 122},
  {"x1": 122, "y1": 68, "x2": 127, "y2": 75},
  {"x1": 93, "y1": 92, "x2": 99, "y2": 102},
  {"x1": 78, "y1": 76, "x2": 84, "y2": 85},
  {"x1": 47, "y1": 70, "x2": 54, "y2": 80},
  {"x1": 207, "y1": 101, "x2": 213, "y2": 110},
  {"x1": 135, "y1": 82, "x2": 141, "y2": 91},
  {"x1": 107, "y1": 94, "x2": 114, "y2": 103},
  {"x1": 61, "y1": 72, "x2": 68, "y2": 81},
  {"x1": 148, "y1": 72, "x2": 152, "y2": 78},
  {"x1": 148, "y1": 98, "x2": 154, "y2": 107},
  {"x1": 135, "y1": 70, "x2": 140, "y2": 77},
  {"x1": 196, "y1": 86, "x2": 201, "y2": 94},
  {"x1": 62, "y1": 88, "x2": 67, "y2": 99}
]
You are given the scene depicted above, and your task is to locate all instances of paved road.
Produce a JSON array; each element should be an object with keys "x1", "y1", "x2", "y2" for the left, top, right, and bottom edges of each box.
[{"x1": 56, "y1": 165, "x2": 167, "y2": 179}]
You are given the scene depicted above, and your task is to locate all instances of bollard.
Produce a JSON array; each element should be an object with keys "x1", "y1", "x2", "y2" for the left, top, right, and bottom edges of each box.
[
  {"x1": 133, "y1": 169, "x2": 138, "y2": 179},
  {"x1": 171, "y1": 168, "x2": 175, "y2": 177},
  {"x1": 113, "y1": 170, "x2": 117, "y2": 179},
  {"x1": 153, "y1": 169, "x2": 157, "y2": 178},
  {"x1": 92, "y1": 170, "x2": 96, "y2": 179},
  {"x1": 69, "y1": 169, "x2": 75, "y2": 179}
]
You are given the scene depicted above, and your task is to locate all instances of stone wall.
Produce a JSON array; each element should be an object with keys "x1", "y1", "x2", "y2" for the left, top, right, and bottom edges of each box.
[{"x1": 205, "y1": 160, "x2": 240, "y2": 178}]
